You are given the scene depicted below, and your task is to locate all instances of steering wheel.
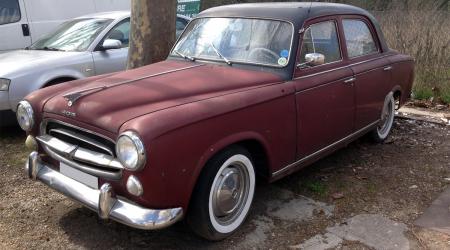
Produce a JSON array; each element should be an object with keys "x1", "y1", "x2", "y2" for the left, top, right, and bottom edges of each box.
[{"x1": 247, "y1": 48, "x2": 279, "y2": 63}]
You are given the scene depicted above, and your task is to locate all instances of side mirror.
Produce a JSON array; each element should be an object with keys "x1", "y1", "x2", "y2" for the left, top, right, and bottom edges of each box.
[
  {"x1": 305, "y1": 53, "x2": 325, "y2": 66},
  {"x1": 101, "y1": 39, "x2": 122, "y2": 50}
]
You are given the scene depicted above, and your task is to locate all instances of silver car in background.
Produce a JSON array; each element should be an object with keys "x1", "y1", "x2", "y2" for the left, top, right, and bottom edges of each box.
[{"x1": 0, "y1": 11, "x2": 190, "y2": 126}]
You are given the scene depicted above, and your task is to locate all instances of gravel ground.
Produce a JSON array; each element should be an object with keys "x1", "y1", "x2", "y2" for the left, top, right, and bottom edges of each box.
[{"x1": 0, "y1": 117, "x2": 449, "y2": 249}]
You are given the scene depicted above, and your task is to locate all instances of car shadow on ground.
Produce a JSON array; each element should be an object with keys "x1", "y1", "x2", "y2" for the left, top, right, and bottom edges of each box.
[{"x1": 57, "y1": 181, "x2": 283, "y2": 249}]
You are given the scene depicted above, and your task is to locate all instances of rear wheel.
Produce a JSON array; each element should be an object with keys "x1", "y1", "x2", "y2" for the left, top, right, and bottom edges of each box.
[
  {"x1": 370, "y1": 92, "x2": 395, "y2": 142},
  {"x1": 187, "y1": 146, "x2": 255, "y2": 241}
]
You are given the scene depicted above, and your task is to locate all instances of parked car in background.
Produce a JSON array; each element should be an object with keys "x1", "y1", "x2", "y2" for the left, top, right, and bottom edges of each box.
[
  {"x1": 19, "y1": 3, "x2": 414, "y2": 241},
  {"x1": 0, "y1": 0, "x2": 130, "y2": 51},
  {"x1": 0, "y1": 12, "x2": 190, "y2": 126}
]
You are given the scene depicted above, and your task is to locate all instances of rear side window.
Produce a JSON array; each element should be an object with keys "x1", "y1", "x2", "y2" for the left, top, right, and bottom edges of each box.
[
  {"x1": 300, "y1": 21, "x2": 341, "y2": 65},
  {"x1": 0, "y1": 0, "x2": 21, "y2": 25},
  {"x1": 342, "y1": 19, "x2": 378, "y2": 58}
]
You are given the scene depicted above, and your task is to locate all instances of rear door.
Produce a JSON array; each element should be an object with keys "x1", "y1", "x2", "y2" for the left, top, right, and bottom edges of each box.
[
  {"x1": 341, "y1": 17, "x2": 392, "y2": 130},
  {"x1": 0, "y1": 0, "x2": 31, "y2": 50},
  {"x1": 293, "y1": 17, "x2": 355, "y2": 159}
]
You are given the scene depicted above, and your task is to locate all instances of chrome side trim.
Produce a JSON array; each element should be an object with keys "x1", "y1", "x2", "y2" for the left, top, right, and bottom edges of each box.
[
  {"x1": 25, "y1": 153, "x2": 184, "y2": 230},
  {"x1": 294, "y1": 54, "x2": 391, "y2": 80},
  {"x1": 37, "y1": 135, "x2": 123, "y2": 180},
  {"x1": 272, "y1": 120, "x2": 380, "y2": 178},
  {"x1": 49, "y1": 128, "x2": 114, "y2": 156}
]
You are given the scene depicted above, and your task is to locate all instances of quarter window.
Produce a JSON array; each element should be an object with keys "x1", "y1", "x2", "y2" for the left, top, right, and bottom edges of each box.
[
  {"x1": 300, "y1": 21, "x2": 341, "y2": 66},
  {"x1": 0, "y1": 0, "x2": 21, "y2": 25},
  {"x1": 342, "y1": 19, "x2": 378, "y2": 58}
]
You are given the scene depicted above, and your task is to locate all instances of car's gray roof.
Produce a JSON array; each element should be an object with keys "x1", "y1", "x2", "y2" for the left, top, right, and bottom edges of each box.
[
  {"x1": 76, "y1": 11, "x2": 191, "y2": 21},
  {"x1": 75, "y1": 11, "x2": 130, "y2": 20}
]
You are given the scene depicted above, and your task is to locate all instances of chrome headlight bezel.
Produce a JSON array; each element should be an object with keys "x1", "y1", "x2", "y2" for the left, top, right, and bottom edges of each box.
[
  {"x1": 0, "y1": 78, "x2": 11, "y2": 91},
  {"x1": 116, "y1": 131, "x2": 146, "y2": 171},
  {"x1": 16, "y1": 100, "x2": 34, "y2": 131}
]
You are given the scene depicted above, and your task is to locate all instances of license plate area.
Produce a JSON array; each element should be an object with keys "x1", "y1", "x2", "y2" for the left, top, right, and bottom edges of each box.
[{"x1": 60, "y1": 162, "x2": 98, "y2": 189}]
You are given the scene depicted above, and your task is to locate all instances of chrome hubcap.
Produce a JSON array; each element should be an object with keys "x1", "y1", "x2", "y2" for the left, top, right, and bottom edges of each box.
[{"x1": 212, "y1": 162, "x2": 250, "y2": 225}]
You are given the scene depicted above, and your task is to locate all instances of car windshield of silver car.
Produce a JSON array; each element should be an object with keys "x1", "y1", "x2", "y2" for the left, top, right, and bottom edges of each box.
[{"x1": 28, "y1": 18, "x2": 113, "y2": 52}]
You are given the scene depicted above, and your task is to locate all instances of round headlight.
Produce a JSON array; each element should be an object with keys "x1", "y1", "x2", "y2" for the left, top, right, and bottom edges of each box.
[
  {"x1": 16, "y1": 101, "x2": 34, "y2": 131},
  {"x1": 116, "y1": 131, "x2": 146, "y2": 171}
]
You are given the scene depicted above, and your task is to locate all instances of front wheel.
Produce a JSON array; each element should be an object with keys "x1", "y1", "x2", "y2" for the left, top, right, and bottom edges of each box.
[
  {"x1": 370, "y1": 92, "x2": 395, "y2": 142},
  {"x1": 187, "y1": 146, "x2": 256, "y2": 241}
]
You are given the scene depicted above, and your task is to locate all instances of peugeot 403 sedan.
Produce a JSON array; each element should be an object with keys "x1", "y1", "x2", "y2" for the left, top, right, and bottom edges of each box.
[{"x1": 18, "y1": 3, "x2": 414, "y2": 240}]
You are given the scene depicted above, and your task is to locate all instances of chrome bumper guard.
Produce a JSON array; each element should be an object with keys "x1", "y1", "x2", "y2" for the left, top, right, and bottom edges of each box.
[{"x1": 26, "y1": 151, "x2": 183, "y2": 230}]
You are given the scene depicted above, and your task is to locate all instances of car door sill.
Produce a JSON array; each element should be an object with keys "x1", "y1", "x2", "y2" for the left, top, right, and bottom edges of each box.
[{"x1": 272, "y1": 120, "x2": 380, "y2": 179}]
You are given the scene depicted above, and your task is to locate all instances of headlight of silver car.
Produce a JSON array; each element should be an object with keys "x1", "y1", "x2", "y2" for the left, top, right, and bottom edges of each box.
[
  {"x1": 116, "y1": 131, "x2": 146, "y2": 171},
  {"x1": 0, "y1": 78, "x2": 11, "y2": 91},
  {"x1": 16, "y1": 101, "x2": 34, "y2": 131}
]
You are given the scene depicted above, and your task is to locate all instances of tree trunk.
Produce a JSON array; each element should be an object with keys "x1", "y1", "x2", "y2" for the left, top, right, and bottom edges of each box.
[{"x1": 127, "y1": 0, "x2": 177, "y2": 69}]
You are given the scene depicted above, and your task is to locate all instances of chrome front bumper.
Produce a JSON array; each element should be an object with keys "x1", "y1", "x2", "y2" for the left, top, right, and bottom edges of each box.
[{"x1": 25, "y1": 151, "x2": 183, "y2": 230}]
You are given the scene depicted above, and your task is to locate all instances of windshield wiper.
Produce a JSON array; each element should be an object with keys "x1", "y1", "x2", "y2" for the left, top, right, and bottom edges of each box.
[
  {"x1": 210, "y1": 42, "x2": 232, "y2": 65},
  {"x1": 35, "y1": 47, "x2": 65, "y2": 51},
  {"x1": 174, "y1": 50, "x2": 195, "y2": 62}
]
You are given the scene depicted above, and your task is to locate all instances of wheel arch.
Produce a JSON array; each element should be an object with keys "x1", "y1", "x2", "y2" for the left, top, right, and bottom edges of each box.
[
  {"x1": 390, "y1": 85, "x2": 403, "y2": 108},
  {"x1": 185, "y1": 132, "x2": 271, "y2": 209},
  {"x1": 42, "y1": 76, "x2": 79, "y2": 88}
]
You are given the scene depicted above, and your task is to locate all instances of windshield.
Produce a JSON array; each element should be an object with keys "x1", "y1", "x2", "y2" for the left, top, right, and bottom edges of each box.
[
  {"x1": 172, "y1": 18, "x2": 294, "y2": 67},
  {"x1": 29, "y1": 18, "x2": 113, "y2": 52}
]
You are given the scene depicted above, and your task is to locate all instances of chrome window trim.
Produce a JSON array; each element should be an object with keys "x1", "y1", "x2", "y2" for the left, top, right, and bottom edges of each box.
[
  {"x1": 170, "y1": 16, "x2": 296, "y2": 69},
  {"x1": 272, "y1": 120, "x2": 380, "y2": 178}
]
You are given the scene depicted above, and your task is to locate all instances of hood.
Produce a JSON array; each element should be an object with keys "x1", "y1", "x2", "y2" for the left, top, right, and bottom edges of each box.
[
  {"x1": 43, "y1": 60, "x2": 282, "y2": 133},
  {"x1": 0, "y1": 50, "x2": 81, "y2": 76}
]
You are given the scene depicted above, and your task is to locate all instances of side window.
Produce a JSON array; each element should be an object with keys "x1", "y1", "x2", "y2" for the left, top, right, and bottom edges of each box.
[
  {"x1": 0, "y1": 0, "x2": 21, "y2": 25},
  {"x1": 300, "y1": 20, "x2": 341, "y2": 66},
  {"x1": 342, "y1": 19, "x2": 378, "y2": 58},
  {"x1": 105, "y1": 19, "x2": 130, "y2": 48}
]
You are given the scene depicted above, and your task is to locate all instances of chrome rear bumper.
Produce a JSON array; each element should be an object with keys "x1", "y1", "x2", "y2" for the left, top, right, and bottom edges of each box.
[{"x1": 26, "y1": 151, "x2": 183, "y2": 230}]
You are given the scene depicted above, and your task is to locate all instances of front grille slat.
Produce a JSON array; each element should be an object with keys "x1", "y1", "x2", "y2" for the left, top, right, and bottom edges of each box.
[
  {"x1": 40, "y1": 120, "x2": 122, "y2": 180},
  {"x1": 49, "y1": 128, "x2": 115, "y2": 156}
]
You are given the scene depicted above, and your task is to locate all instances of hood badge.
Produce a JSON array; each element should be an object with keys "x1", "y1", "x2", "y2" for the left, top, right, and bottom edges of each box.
[{"x1": 62, "y1": 110, "x2": 76, "y2": 118}]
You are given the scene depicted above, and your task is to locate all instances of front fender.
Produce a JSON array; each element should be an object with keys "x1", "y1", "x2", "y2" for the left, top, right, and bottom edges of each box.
[{"x1": 119, "y1": 82, "x2": 297, "y2": 210}]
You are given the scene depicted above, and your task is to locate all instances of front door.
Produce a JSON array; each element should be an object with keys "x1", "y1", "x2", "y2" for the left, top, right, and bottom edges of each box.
[
  {"x1": 92, "y1": 18, "x2": 130, "y2": 74},
  {"x1": 293, "y1": 18, "x2": 355, "y2": 159},
  {"x1": 0, "y1": 0, "x2": 32, "y2": 50}
]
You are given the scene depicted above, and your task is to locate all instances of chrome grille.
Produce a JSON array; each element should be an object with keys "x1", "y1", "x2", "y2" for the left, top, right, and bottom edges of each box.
[{"x1": 39, "y1": 120, "x2": 122, "y2": 180}]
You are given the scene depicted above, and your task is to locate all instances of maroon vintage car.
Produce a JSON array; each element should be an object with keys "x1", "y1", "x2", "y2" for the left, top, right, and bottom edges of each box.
[{"x1": 18, "y1": 3, "x2": 414, "y2": 240}]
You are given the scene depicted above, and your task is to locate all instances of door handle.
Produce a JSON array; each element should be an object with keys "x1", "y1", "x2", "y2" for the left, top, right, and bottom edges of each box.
[
  {"x1": 383, "y1": 66, "x2": 393, "y2": 71},
  {"x1": 344, "y1": 77, "x2": 356, "y2": 84},
  {"x1": 21, "y1": 24, "x2": 30, "y2": 36}
]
